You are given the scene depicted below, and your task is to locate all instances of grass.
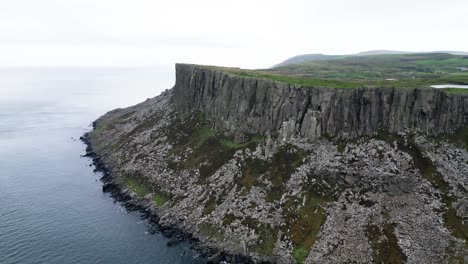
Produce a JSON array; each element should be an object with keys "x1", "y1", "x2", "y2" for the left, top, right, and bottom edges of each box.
[
  {"x1": 237, "y1": 145, "x2": 306, "y2": 200},
  {"x1": 165, "y1": 112, "x2": 264, "y2": 183},
  {"x1": 238, "y1": 216, "x2": 277, "y2": 256},
  {"x1": 110, "y1": 111, "x2": 162, "y2": 153},
  {"x1": 153, "y1": 194, "x2": 169, "y2": 207},
  {"x1": 264, "y1": 146, "x2": 306, "y2": 202},
  {"x1": 219, "y1": 135, "x2": 264, "y2": 149},
  {"x1": 366, "y1": 223, "x2": 407, "y2": 263},
  {"x1": 203, "y1": 197, "x2": 217, "y2": 215},
  {"x1": 123, "y1": 176, "x2": 152, "y2": 197},
  {"x1": 198, "y1": 222, "x2": 224, "y2": 241},
  {"x1": 439, "y1": 126, "x2": 468, "y2": 150},
  {"x1": 251, "y1": 224, "x2": 277, "y2": 256},
  {"x1": 444, "y1": 209, "x2": 468, "y2": 248},
  {"x1": 282, "y1": 172, "x2": 339, "y2": 264},
  {"x1": 204, "y1": 65, "x2": 359, "y2": 88},
  {"x1": 236, "y1": 148, "x2": 329, "y2": 261},
  {"x1": 336, "y1": 142, "x2": 347, "y2": 153},
  {"x1": 123, "y1": 176, "x2": 170, "y2": 207},
  {"x1": 202, "y1": 53, "x2": 468, "y2": 89},
  {"x1": 238, "y1": 158, "x2": 269, "y2": 194},
  {"x1": 289, "y1": 194, "x2": 329, "y2": 263},
  {"x1": 93, "y1": 111, "x2": 135, "y2": 136},
  {"x1": 441, "y1": 88, "x2": 468, "y2": 94},
  {"x1": 222, "y1": 213, "x2": 239, "y2": 226},
  {"x1": 292, "y1": 246, "x2": 310, "y2": 264},
  {"x1": 94, "y1": 121, "x2": 115, "y2": 135}
]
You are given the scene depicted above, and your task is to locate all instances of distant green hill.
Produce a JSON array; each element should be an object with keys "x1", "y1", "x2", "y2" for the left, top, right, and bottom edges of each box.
[{"x1": 274, "y1": 50, "x2": 468, "y2": 67}]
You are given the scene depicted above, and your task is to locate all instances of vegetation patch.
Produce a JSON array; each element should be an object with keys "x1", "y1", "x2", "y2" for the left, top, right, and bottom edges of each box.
[
  {"x1": 94, "y1": 121, "x2": 115, "y2": 135},
  {"x1": 123, "y1": 175, "x2": 152, "y2": 197},
  {"x1": 94, "y1": 111, "x2": 135, "y2": 135},
  {"x1": 292, "y1": 246, "x2": 310, "y2": 264},
  {"x1": 400, "y1": 139, "x2": 447, "y2": 192},
  {"x1": 443, "y1": 126, "x2": 468, "y2": 150},
  {"x1": 237, "y1": 145, "x2": 306, "y2": 200},
  {"x1": 222, "y1": 213, "x2": 240, "y2": 226},
  {"x1": 373, "y1": 131, "x2": 447, "y2": 191},
  {"x1": 90, "y1": 111, "x2": 137, "y2": 153},
  {"x1": 250, "y1": 224, "x2": 277, "y2": 256},
  {"x1": 282, "y1": 173, "x2": 339, "y2": 263},
  {"x1": 191, "y1": 137, "x2": 236, "y2": 183},
  {"x1": 288, "y1": 193, "x2": 329, "y2": 263},
  {"x1": 444, "y1": 208, "x2": 468, "y2": 248},
  {"x1": 441, "y1": 88, "x2": 468, "y2": 94},
  {"x1": 336, "y1": 142, "x2": 347, "y2": 153},
  {"x1": 165, "y1": 112, "x2": 264, "y2": 184},
  {"x1": 111, "y1": 112, "x2": 161, "y2": 152},
  {"x1": 203, "y1": 197, "x2": 217, "y2": 215},
  {"x1": 235, "y1": 216, "x2": 278, "y2": 255},
  {"x1": 265, "y1": 146, "x2": 306, "y2": 202},
  {"x1": 366, "y1": 223, "x2": 407, "y2": 264},
  {"x1": 122, "y1": 175, "x2": 170, "y2": 207},
  {"x1": 198, "y1": 222, "x2": 224, "y2": 241},
  {"x1": 238, "y1": 158, "x2": 269, "y2": 194},
  {"x1": 152, "y1": 193, "x2": 170, "y2": 207},
  {"x1": 219, "y1": 135, "x2": 264, "y2": 149}
]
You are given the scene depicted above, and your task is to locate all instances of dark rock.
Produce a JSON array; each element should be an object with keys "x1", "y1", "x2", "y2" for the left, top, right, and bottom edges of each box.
[
  {"x1": 207, "y1": 253, "x2": 223, "y2": 264},
  {"x1": 167, "y1": 239, "x2": 181, "y2": 247}
]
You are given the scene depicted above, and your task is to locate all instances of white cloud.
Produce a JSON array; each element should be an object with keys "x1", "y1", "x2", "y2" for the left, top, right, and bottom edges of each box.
[{"x1": 0, "y1": 0, "x2": 467, "y2": 68}]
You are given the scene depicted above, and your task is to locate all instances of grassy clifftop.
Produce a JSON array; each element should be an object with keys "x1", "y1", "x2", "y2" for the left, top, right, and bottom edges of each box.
[{"x1": 203, "y1": 53, "x2": 468, "y2": 91}]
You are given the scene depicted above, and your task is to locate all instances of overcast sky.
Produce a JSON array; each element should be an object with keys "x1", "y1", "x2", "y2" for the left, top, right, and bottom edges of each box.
[{"x1": 1, "y1": 0, "x2": 467, "y2": 69}]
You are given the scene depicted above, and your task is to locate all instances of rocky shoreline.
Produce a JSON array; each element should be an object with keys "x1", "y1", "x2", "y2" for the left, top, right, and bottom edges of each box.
[
  {"x1": 79, "y1": 65, "x2": 467, "y2": 263},
  {"x1": 80, "y1": 133, "x2": 262, "y2": 264}
]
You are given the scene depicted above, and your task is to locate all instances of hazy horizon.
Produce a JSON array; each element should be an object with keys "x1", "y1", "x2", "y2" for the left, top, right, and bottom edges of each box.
[{"x1": 1, "y1": 0, "x2": 468, "y2": 69}]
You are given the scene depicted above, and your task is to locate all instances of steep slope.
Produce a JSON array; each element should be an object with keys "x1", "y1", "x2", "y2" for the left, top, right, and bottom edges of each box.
[
  {"x1": 84, "y1": 64, "x2": 468, "y2": 263},
  {"x1": 173, "y1": 64, "x2": 468, "y2": 140}
]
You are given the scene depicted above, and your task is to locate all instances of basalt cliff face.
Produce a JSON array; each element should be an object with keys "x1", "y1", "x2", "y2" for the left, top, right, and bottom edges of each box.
[
  {"x1": 85, "y1": 64, "x2": 468, "y2": 264},
  {"x1": 173, "y1": 64, "x2": 468, "y2": 139}
]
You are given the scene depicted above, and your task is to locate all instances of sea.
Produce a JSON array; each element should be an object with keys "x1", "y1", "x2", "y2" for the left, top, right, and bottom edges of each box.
[{"x1": 0, "y1": 67, "x2": 205, "y2": 264}]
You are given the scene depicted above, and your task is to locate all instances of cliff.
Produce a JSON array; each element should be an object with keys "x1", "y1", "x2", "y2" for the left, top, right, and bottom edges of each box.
[
  {"x1": 173, "y1": 64, "x2": 468, "y2": 139},
  {"x1": 84, "y1": 63, "x2": 468, "y2": 264}
]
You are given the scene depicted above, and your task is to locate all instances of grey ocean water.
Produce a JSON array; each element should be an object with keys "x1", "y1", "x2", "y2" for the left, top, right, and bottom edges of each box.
[{"x1": 0, "y1": 68, "x2": 204, "y2": 264}]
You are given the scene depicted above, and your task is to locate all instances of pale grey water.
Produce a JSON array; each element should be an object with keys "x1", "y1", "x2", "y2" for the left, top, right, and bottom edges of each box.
[
  {"x1": 0, "y1": 68, "x2": 205, "y2": 264},
  {"x1": 431, "y1": 84, "x2": 468, "y2": 89}
]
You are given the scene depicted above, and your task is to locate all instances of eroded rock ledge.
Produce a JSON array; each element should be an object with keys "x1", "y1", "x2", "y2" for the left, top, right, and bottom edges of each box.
[{"x1": 85, "y1": 65, "x2": 468, "y2": 263}]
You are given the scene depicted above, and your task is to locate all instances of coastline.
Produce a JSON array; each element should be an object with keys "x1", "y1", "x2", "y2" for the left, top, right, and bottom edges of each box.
[
  {"x1": 80, "y1": 132, "x2": 262, "y2": 264},
  {"x1": 76, "y1": 69, "x2": 467, "y2": 262}
]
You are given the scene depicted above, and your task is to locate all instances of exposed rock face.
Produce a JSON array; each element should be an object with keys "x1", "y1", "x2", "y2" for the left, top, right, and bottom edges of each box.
[
  {"x1": 84, "y1": 64, "x2": 468, "y2": 264},
  {"x1": 173, "y1": 64, "x2": 468, "y2": 139}
]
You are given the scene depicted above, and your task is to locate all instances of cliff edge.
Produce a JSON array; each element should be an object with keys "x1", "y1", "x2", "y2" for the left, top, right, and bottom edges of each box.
[{"x1": 173, "y1": 64, "x2": 468, "y2": 139}]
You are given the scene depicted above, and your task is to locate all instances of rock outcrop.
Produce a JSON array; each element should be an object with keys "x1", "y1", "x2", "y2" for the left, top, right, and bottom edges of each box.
[
  {"x1": 173, "y1": 64, "x2": 468, "y2": 139},
  {"x1": 84, "y1": 64, "x2": 468, "y2": 264}
]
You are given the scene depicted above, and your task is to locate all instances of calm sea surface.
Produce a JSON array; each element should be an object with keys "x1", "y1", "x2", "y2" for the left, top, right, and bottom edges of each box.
[{"x1": 0, "y1": 67, "x2": 204, "y2": 264}]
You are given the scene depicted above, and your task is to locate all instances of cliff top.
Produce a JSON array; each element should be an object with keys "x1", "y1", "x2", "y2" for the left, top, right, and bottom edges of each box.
[{"x1": 181, "y1": 53, "x2": 468, "y2": 92}]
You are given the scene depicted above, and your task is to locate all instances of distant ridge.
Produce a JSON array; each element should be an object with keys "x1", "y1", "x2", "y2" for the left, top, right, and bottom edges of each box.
[{"x1": 274, "y1": 50, "x2": 468, "y2": 67}]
